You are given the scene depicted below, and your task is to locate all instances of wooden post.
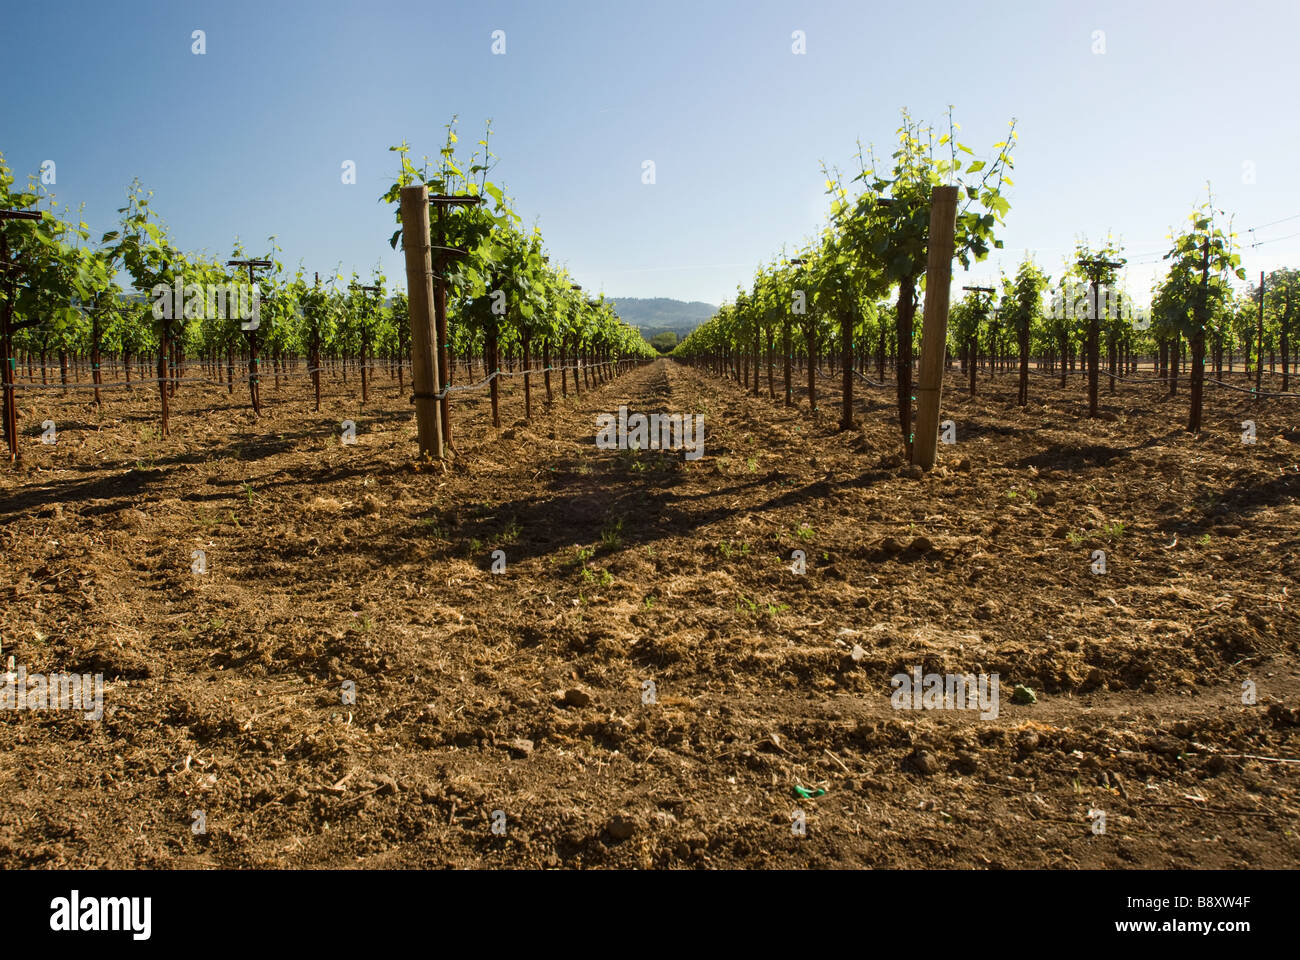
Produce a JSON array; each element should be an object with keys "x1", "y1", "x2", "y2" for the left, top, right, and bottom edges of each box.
[
  {"x1": 157, "y1": 315, "x2": 170, "y2": 436},
  {"x1": 0, "y1": 237, "x2": 17, "y2": 464},
  {"x1": 1, "y1": 293, "x2": 16, "y2": 463},
  {"x1": 522, "y1": 330, "x2": 532, "y2": 419},
  {"x1": 1188, "y1": 236, "x2": 1210, "y2": 433},
  {"x1": 227, "y1": 258, "x2": 272, "y2": 416},
  {"x1": 352, "y1": 283, "x2": 381, "y2": 405},
  {"x1": 839, "y1": 307, "x2": 854, "y2": 430},
  {"x1": 400, "y1": 185, "x2": 444, "y2": 460},
  {"x1": 1087, "y1": 278, "x2": 1100, "y2": 416},
  {"x1": 1256, "y1": 271, "x2": 1265, "y2": 397},
  {"x1": 1077, "y1": 256, "x2": 1125, "y2": 416},
  {"x1": 312, "y1": 272, "x2": 323, "y2": 411},
  {"x1": 1282, "y1": 281, "x2": 1293, "y2": 393},
  {"x1": 911, "y1": 185, "x2": 959, "y2": 470},
  {"x1": 785, "y1": 258, "x2": 805, "y2": 407},
  {"x1": 962, "y1": 285, "x2": 995, "y2": 400},
  {"x1": 1, "y1": 210, "x2": 47, "y2": 463},
  {"x1": 433, "y1": 207, "x2": 453, "y2": 447}
]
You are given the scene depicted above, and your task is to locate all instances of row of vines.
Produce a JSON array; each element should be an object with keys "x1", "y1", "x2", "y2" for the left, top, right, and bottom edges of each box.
[
  {"x1": 673, "y1": 109, "x2": 1285, "y2": 453},
  {"x1": 0, "y1": 121, "x2": 656, "y2": 460}
]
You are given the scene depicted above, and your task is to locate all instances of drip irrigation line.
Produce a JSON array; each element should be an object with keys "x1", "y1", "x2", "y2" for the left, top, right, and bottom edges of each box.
[
  {"x1": 852, "y1": 369, "x2": 889, "y2": 388},
  {"x1": 750, "y1": 361, "x2": 1299, "y2": 399},
  {"x1": 4, "y1": 375, "x2": 226, "y2": 391},
  {"x1": 430, "y1": 360, "x2": 629, "y2": 399},
  {"x1": 1022, "y1": 365, "x2": 1300, "y2": 397},
  {"x1": 802, "y1": 365, "x2": 890, "y2": 389},
  {"x1": 1, "y1": 359, "x2": 644, "y2": 398}
]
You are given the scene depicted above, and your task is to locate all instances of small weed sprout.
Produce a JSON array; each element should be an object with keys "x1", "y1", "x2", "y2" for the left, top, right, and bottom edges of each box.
[{"x1": 600, "y1": 517, "x2": 624, "y2": 550}]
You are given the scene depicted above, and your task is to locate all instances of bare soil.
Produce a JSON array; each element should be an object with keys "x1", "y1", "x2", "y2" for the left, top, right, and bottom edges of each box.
[{"x1": 1, "y1": 358, "x2": 1297, "y2": 869}]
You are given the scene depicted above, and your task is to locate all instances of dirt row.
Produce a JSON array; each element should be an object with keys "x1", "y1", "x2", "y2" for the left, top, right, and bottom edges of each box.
[{"x1": 0, "y1": 359, "x2": 1296, "y2": 868}]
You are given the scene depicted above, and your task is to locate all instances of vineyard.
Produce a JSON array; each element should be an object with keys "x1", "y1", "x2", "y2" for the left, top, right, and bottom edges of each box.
[
  {"x1": 0, "y1": 134, "x2": 657, "y2": 463},
  {"x1": 673, "y1": 115, "x2": 1299, "y2": 442},
  {"x1": 2, "y1": 97, "x2": 1299, "y2": 879}
]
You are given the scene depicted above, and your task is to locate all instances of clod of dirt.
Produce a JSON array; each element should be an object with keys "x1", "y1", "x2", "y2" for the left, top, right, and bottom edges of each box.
[
  {"x1": 907, "y1": 748, "x2": 939, "y2": 775},
  {"x1": 607, "y1": 816, "x2": 638, "y2": 841},
  {"x1": 881, "y1": 537, "x2": 905, "y2": 554},
  {"x1": 909, "y1": 536, "x2": 934, "y2": 553},
  {"x1": 651, "y1": 810, "x2": 679, "y2": 829},
  {"x1": 1110, "y1": 771, "x2": 1130, "y2": 799},
  {"x1": 362, "y1": 495, "x2": 383, "y2": 516},
  {"x1": 1146, "y1": 735, "x2": 1184, "y2": 756},
  {"x1": 1267, "y1": 704, "x2": 1300, "y2": 727},
  {"x1": 118, "y1": 508, "x2": 147, "y2": 529},
  {"x1": 505, "y1": 738, "x2": 534, "y2": 758},
  {"x1": 563, "y1": 688, "x2": 593, "y2": 708},
  {"x1": 1017, "y1": 730, "x2": 1040, "y2": 753},
  {"x1": 951, "y1": 752, "x2": 979, "y2": 775},
  {"x1": 954, "y1": 459, "x2": 971, "y2": 473}
]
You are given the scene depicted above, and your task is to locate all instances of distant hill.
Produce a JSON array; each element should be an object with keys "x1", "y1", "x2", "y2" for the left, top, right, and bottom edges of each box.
[{"x1": 607, "y1": 297, "x2": 716, "y2": 342}]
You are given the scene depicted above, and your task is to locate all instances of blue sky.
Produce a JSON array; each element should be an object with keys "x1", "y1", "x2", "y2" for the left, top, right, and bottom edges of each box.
[{"x1": 4, "y1": 0, "x2": 1298, "y2": 308}]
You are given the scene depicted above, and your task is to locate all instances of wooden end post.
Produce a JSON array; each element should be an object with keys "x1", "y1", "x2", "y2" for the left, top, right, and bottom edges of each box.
[
  {"x1": 911, "y1": 185, "x2": 959, "y2": 471},
  {"x1": 400, "y1": 185, "x2": 445, "y2": 460}
]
